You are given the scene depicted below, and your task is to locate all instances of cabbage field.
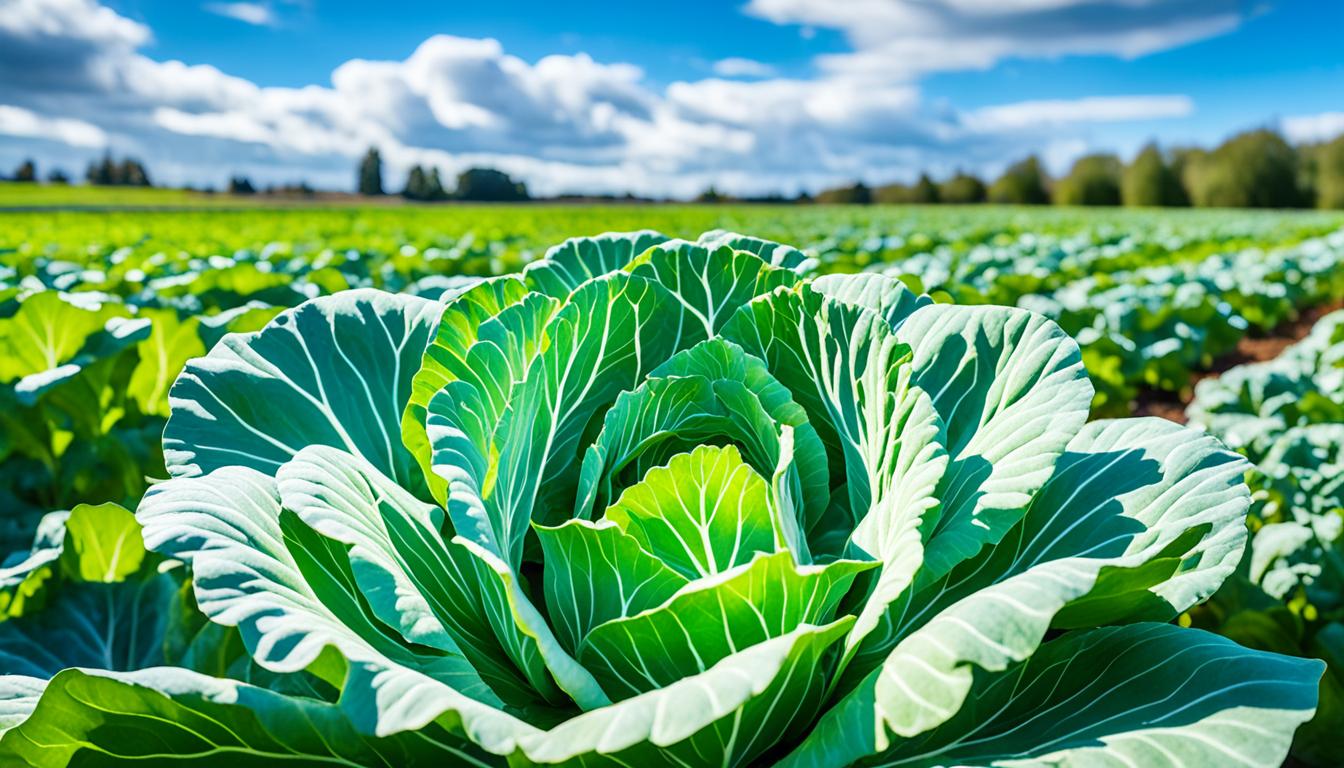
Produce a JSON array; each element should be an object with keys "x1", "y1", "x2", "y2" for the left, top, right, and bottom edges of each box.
[{"x1": 1, "y1": 203, "x2": 1343, "y2": 766}]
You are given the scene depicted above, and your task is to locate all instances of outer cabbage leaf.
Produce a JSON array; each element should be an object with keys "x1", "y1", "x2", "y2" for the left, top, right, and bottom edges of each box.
[
  {"x1": 782, "y1": 624, "x2": 1322, "y2": 768},
  {"x1": 523, "y1": 231, "x2": 668, "y2": 298},
  {"x1": 163, "y1": 289, "x2": 441, "y2": 497},
  {"x1": 0, "y1": 667, "x2": 499, "y2": 766}
]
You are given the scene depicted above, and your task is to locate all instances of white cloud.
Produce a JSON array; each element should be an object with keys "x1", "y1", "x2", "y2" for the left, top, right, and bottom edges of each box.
[
  {"x1": 0, "y1": 0, "x2": 149, "y2": 49},
  {"x1": 965, "y1": 95, "x2": 1194, "y2": 132},
  {"x1": 745, "y1": 0, "x2": 1242, "y2": 79},
  {"x1": 711, "y1": 58, "x2": 777, "y2": 78},
  {"x1": 0, "y1": 104, "x2": 107, "y2": 147},
  {"x1": 204, "y1": 2, "x2": 278, "y2": 27},
  {"x1": 0, "y1": 0, "x2": 1229, "y2": 196},
  {"x1": 1281, "y1": 112, "x2": 1344, "y2": 143}
]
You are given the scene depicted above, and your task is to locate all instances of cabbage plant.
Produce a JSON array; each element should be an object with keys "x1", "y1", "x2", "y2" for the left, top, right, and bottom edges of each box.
[{"x1": 0, "y1": 231, "x2": 1323, "y2": 766}]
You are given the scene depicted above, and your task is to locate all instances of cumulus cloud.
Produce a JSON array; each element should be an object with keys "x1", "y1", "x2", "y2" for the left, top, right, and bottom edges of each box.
[
  {"x1": 1281, "y1": 112, "x2": 1344, "y2": 144},
  {"x1": 745, "y1": 0, "x2": 1243, "y2": 79},
  {"x1": 711, "y1": 58, "x2": 777, "y2": 78},
  {"x1": 0, "y1": 0, "x2": 1230, "y2": 195},
  {"x1": 204, "y1": 3, "x2": 279, "y2": 27},
  {"x1": 964, "y1": 95, "x2": 1194, "y2": 132},
  {"x1": 0, "y1": 104, "x2": 107, "y2": 147}
]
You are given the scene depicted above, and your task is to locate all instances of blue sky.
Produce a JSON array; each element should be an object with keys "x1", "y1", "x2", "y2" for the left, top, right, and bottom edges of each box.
[
  {"x1": 104, "y1": 0, "x2": 851, "y2": 87},
  {"x1": 2, "y1": 0, "x2": 1342, "y2": 195}
]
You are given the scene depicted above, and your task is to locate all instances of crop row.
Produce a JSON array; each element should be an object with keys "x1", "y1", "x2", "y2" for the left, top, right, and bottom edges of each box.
[
  {"x1": 1184, "y1": 309, "x2": 1344, "y2": 764},
  {"x1": 4, "y1": 209, "x2": 1344, "y2": 535},
  {"x1": 0, "y1": 229, "x2": 1325, "y2": 766}
]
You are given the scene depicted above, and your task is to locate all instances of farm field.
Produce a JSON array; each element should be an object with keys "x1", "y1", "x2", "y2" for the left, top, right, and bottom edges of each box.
[{"x1": 2, "y1": 202, "x2": 1344, "y2": 765}]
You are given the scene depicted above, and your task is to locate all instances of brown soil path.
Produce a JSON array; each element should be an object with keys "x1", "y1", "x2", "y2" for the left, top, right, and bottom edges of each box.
[{"x1": 1131, "y1": 299, "x2": 1344, "y2": 424}]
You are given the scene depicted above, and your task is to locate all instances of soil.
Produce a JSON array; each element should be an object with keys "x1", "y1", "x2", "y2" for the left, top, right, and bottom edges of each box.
[{"x1": 1130, "y1": 299, "x2": 1344, "y2": 424}]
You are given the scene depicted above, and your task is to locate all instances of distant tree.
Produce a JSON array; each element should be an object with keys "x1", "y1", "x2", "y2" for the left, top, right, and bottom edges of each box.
[
  {"x1": 13, "y1": 159, "x2": 36, "y2": 183},
  {"x1": 939, "y1": 171, "x2": 987, "y2": 204},
  {"x1": 228, "y1": 176, "x2": 256, "y2": 195},
  {"x1": 873, "y1": 182, "x2": 912, "y2": 204},
  {"x1": 695, "y1": 185, "x2": 723, "y2": 203},
  {"x1": 424, "y1": 168, "x2": 447, "y2": 201},
  {"x1": 402, "y1": 165, "x2": 428, "y2": 200},
  {"x1": 877, "y1": 175, "x2": 940, "y2": 204},
  {"x1": 795, "y1": 190, "x2": 814, "y2": 204},
  {"x1": 1187, "y1": 129, "x2": 1303, "y2": 208},
  {"x1": 741, "y1": 193, "x2": 790, "y2": 204},
  {"x1": 816, "y1": 181, "x2": 872, "y2": 205},
  {"x1": 454, "y1": 167, "x2": 528, "y2": 201},
  {"x1": 1054, "y1": 153, "x2": 1122, "y2": 206},
  {"x1": 1121, "y1": 143, "x2": 1189, "y2": 207},
  {"x1": 989, "y1": 155, "x2": 1050, "y2": 205},
  {"x1": 358, "y1": 147, "x2": 384, "y2": 196},
  {"x1": 911, "y1": 173, "x2": 940, "y2": 204},
  {"x1": 1316, "y1": 134, "x2": 1344, "y2": 210},
  {"x1": 47, "y1": 168, "x2": 70, "y2": 185},
  {"x1": 119, "y1": 157, "x2": 152, "y2": 187},
  {"x1": 261, "y1": 181, "x2": 315, "y2": 197},
  {"x1": 84, "y1": 153, "x2": 151, "y2": 186},
  {"x1": 87, "y1": 154, "x2": 111, "y2": 185},
  {"x1": 1169, "y1": 147, "x2": 1208, "y2": 202}
]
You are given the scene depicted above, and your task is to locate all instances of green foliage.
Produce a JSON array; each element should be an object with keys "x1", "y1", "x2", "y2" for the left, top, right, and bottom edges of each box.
[
  {"x1": 1054, "y1": 152, "x2": 1122, "y2": 206},
  {"x1": 937, "y1": 171, "x2": 987, "y2": 203},
  {"x1": 1187, "y1": 310, "x2": 1344, "y2": 766},
  {"x1": 0, "y1": 231, "x2": 1320, "y2": 765},
  {"x1": 227, "y1": 176, "x2": 256, "y2": 195},
  {"x1": 1315, "y1": 135, "x2": 1344, "y2": 210},
  {"x1": 988, "y1": 155, "x2": 1050, "y2": 204},
  {"x1": 874, "y1": 174, "x2": 939, "y2": 204},
  {"x1": 357, "y1": 147, "x2": 384, "y2": 196},
  {"x1": 403, "y1": 165, "x2": 449, "y2": 201},
  {"x1": 10, "y1": 161, "x2": 35, "y2": 184},
  {"x1": 456, "y1": 167, "x2": 529, "y2": 201},
  {"x1": 0, "y1": 291, "x2": 280, "y2": 545},
  {"x1": 1123, "y1": 143, "x2": 1190, "y2": 207},
  {"x1": 1189, "y1": 129, "x2": 1305, "y2": 208},
  {"x1": 815, "y1": 181, "x2": 872, "y2": 204},
  {"x1": 85, "y1": 153, "x2": 152, "y2": 187}
]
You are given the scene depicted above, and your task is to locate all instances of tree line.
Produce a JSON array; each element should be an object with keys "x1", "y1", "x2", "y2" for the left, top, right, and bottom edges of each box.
[
  {"x1": 6, "y1": 128, "x2": 1344, "y2": 208},
  {"x1": 812, "y1": 129, "x2": 1344, "y2": 209},
  {"x1": 356, "y1": 148, "x2": 530, "y2": 202},
  {"x1": 2, "y1": 152, "x2": 151, "y2": 187}
]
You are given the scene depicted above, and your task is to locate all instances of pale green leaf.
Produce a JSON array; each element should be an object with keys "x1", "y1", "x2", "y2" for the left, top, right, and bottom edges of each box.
[
  {"x1": 626, "y1": 240, "x2": 802, "y2": 342},
  {"x1": 403, "y1": 276, "x2": 529, "y2": 500},
  {"x1": 535, "y1": 519, "x2": 687, "y2": 654},
  {"x1": 276, "y1": 445, "x2": 549, "y2": 707},
  {"x1": 128, "y1": 307, "x2": 205, "y2": 418},
  {"x1": 816, "y1": 418, "x2": 1255, "y2": 757},
  {"x1": 449, "y1": 273, "x2": 686, "y2": 567},
  {"x1": 579, "y1": 552, "x2": 871, "y2": 699},
  {"x1": 696, "y1": 230, "x2": 816, "y2": 273},
  {"x1": 136, "y1": 468, "x2": 535, "y2": 744},
  {"x1": 895, "y1": 303, "x2": 1093, "y2": 579},
  {"x1": 520, "y1": 621, "x2": 852, "y2": 766},
  {"x1": 60, "y1": 502, "x2": 147, "y2": 583},
  {"x1": 786, "y1": 624, "x2": 1321, "y2": 768},
  {"x1": 573, "y1": 340, "x2": 827, "y2": 562},
  {"x1": 810, "y1": 272, "x2": 932, "y2": 331},
  {"x1": 604, "y1": 444, "x2": 782, "y2": 580},
  {"x1": 523, "y1": 230, "x2": 668, "y2": 298},
  {"x1": 164, "y1": 289, "x2": 442, "y2": 498},
  {"x1": 0, "y1": 667, "x2": 501, "y2": 766}
]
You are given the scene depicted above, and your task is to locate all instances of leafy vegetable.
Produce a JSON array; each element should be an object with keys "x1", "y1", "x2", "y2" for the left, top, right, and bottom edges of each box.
[
  {"x1": 0, "y1": 231, "x2": 1323, "y2": 766},
  {"x1": 1188, "y1": 309, "x2": 1344, "y2": 766}
]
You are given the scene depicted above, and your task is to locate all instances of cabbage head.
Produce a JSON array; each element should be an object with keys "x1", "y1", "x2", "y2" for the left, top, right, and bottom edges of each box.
[{"x1": 0, "y1": 231, "x2": 1323, "y2": 766}]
